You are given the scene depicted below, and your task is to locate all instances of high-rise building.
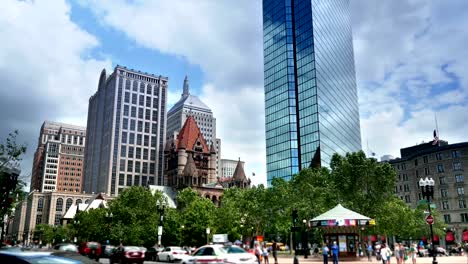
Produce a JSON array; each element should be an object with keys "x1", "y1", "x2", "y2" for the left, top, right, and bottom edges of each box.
[
  {"x1": 83, "y1": 66, "x2": 168, "y2": 196},
  {"x1": 220, "y1": 158, "x2": 245, "y2": 178},
  {"x1": 166, "y1": 76, "x2": 222, "y2": 176},
  {"x1": 263, "y1": 0, "x2": 361, "y2": 184},
  {"x1": 30, "y1": 121, "x2": 86, "y2": 193},
  {"x1": 389, "y1": 141, "x2": 468, "y2": 245}
]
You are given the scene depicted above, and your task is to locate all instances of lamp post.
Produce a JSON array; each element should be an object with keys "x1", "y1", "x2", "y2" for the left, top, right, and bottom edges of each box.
[
  {"x1": 206, "y1": 227, "x2": 211, "y2": 245},
  {"x1": 180, "y1": 225, "x2": 185, "y2": 246},
  {"x1": 419, "y1": 177, "x2": 437, "y2": 264},
  {"x1": 302, "y1": 219, "x2": 309, "y2": 259},
  {"x1": 156, "y1": 200, "x2": 166, "y2": 247},
  {"x1": 105, "y1": 212, "x2": 113, "y2": 245},
  {"x1": 73, "y1": 220, "x2": 80, "y2": 244}
]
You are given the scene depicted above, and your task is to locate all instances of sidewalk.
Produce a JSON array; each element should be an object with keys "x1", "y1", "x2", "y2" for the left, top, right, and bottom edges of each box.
[{"x1": 275, "y1": 255, "x2": 468, "y2": 264}]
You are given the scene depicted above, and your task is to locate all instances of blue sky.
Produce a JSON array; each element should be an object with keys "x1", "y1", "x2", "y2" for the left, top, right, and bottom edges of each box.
[{"x1": 1, "y1": 0, "x2": 468, "y2": 187}]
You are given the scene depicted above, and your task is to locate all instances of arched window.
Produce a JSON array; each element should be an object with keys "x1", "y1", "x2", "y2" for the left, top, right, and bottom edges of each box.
[
  {"x1": 85, "y1": 199, "x2": 90, "y2": 204},
  {"x1": 76, "y1": 199, "x2": 82, "y2": 205},
  {"x1": 37, "y1": 198, "x2": 44, "y2": 212},
  {"x1": 56, "y1": 198, "x2": 63, "y2": 212},
  {"x1": 66, "y1": 198, "x2": 73, "y2": 211}
]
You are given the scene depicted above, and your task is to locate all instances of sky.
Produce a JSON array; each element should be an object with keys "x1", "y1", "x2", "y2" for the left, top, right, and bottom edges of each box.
[{"x1": 1, "y1": 0, "x2": 468, "y2": 187}]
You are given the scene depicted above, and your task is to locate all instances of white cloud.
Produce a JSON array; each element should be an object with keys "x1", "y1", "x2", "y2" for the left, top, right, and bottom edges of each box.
[{"x1": 0, "y1": 0, "x2": 111, "y2": 179}]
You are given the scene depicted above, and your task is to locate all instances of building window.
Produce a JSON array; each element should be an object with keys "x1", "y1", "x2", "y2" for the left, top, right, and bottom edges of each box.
[
  {"x1": 455, "y1": 174, "x2": 464, "y2": 183},
  {"x1": 459, "y1": 200, "x2": 466, "y2": 209},
  {"x1": 119, "y1": 174, "x2": 125, "y2": 185},
  {"x1": 439, "y1": 176, "x2": 446, "y2": 185},
  {"x1": 461, "y1": 213, "x2": 468, "y2": 223},
  {"x1": 440, "y1": 189, "x2": 448, "y2": 198},
  {"x1": 54, "y1": 214, "x2": 62, "y2": 226},
  {"x1": 403, "y1": 174, "x2": 408, "y2": 181},
  {"x1": 442, "y1": 201, "x2": 450, "y2": 210},
  {"x1": 452, "y1": 150, "x2": 461, "y2": 158},
  {"x1": 66, "y1": 198, "x2": 73, "y2": 211},
  {"x1": 56, "y1": 198, "x2": 63, "y2": 211},
  {"x1": 436, "y1": 153, "x2": 443, "y2": 160},
  {"x1": 76, "y1": 199, "x2": 82, "y2": 205},
  {"x1": 425, "y1": 167, "x2": 430, "y2": 175},
  {"x1": 453, "y1": 162, "x2": 463, "y2": 171},
  {"x1": 405, "y1": 195, "x2": 411, "y2": 203},
  {"x1": 414, "y1": 159, "x2": 418, "y2": 166},
  {"x1": 127, "y1": 160, "x2": 133, "y2": 172},
  {"x1": 401, "y1": 163, "x2": 406, "y2": 170},
  {"x1": 404, "y1": 184, "x2": 410, "y2": 192},
  {"x1": 127, "y1": 175, "x2": 132, "y2": 186},
  {"x1": 37, "y1": 198, "x2": 44, "y2": 212},
  {"x1": 443, "y1": 214, "x2": 451, "y2": 224},
  {"x1": 423, "y1": 156, "x2": 428, "y2": 164},
  {"x1": 437, "y1": 164, "x2": 444, "y2": 173},
  {"x1": 136, "y1": 147, "x2": 142, "y2": 159},
  {"x1": 457, "y1": 187, "x2": 465, "y2": 195},
  {"x1": 36, "y1": 215, "x2": 42, "y2": 225},
  {"x1": 416, "y1": 170, "x2": 419, "y2": 177}
]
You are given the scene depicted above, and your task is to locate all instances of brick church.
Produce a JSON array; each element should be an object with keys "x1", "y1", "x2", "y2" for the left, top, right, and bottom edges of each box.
[{"x1": 164, "y1": 116, "x2": 250, "y2": 204}]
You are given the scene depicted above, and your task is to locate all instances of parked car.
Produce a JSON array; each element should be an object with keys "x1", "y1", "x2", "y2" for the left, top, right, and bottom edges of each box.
[
  {"x1": 145, "y1": 247, "x2": 164, "y2": 261},
  {"x1": 53, "y1": 243, "x2": 79, "y2": 253},
  {"x1": 79, "y1": 241, "x2": 102, "y2": 261},
  {"x1": 157, "y1": 246, "x2": 189, "y2": 262},
  {"x1": 109, "y1": 246, "x2": 145, "y2": 264},
  {"x1": 190, "y1": 244, "x2": 257, "y2": 264},
  {"x1": 100, "y1": 245, "x2": 115, "y2": 258}
]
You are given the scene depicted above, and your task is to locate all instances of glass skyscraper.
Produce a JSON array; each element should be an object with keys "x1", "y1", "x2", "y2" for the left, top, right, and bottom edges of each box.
[{"x1": 263, "y1": 0, "x2": 361, "y2": 185}]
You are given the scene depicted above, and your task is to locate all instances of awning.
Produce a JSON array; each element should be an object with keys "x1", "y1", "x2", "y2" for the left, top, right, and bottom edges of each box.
[
  {"x1": 310, "y1": 204, "x2": 371, "y2": 227},
  {"x1": 445, "y1": 232, "x2": 454, "y2": 242},
  {"x1": 463, "y1": 230, "x2": 468, "y2": 242}
]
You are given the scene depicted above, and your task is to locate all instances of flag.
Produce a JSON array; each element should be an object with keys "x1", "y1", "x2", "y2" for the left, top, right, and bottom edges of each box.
[
  {"x1": 432, "y1": 129, "x2": 439, "y2": 145},
  {"x1": 371, "y1": 152, "x2": 376, "y2": 157},
  {"x1": 252, "y1": 172, "x2": 255, "y2": 177}
]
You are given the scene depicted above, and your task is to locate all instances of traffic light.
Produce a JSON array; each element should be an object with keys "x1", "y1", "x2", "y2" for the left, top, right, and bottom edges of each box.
[{"x1": 292, "y1": 209, "x2": 298, "y2": 225}]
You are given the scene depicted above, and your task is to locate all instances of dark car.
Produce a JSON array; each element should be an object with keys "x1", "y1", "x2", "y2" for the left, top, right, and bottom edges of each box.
[
  {"x1": 145, "y1": 247, "x2": 163, "y2": 261},
  {"x1": 109, "y1": 246, "x2": 145, "y2": 264},
  {"x1": 100, "y1": 245, "x2": 115, "y2": 258},
  {"x1": 79, "y1": 241, "x2": 102, "y2": 261}
]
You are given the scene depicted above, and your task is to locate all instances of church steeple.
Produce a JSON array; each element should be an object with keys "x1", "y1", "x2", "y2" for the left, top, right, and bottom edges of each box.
[{"x1": 182, "y1": 75, "x2": 190, "y2": 97}]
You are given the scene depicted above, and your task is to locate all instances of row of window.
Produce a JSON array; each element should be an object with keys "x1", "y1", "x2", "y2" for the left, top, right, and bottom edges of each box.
[
  {"x1": 444, "y1": 213, "x2": 468, "y2": 223},
  {"x1": 396, "y1": 150, "x2": 463, "y2": 170},
  {"x1": 441, "y1": 199, "x2": 467, "y2": 210}
]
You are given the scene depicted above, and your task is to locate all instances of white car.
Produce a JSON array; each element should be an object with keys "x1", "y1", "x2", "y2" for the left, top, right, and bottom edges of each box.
[
  {"x1": 157, "y1": 246, "x2": 189, "y2": 262},
  {"x1": 189, "y1": 244, "x2": 257, "y2": 264}
]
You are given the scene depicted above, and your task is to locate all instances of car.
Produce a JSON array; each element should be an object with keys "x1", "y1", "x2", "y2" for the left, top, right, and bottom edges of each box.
[
  {"x1": 109, "y1": 246, "x2": 145, "y2": 264},
  {"x1": 79, "y1": 241, "x2": 102, "y2": 261},
  {"x1": 190, "y1": 244, "x2": 257, "y2": 264},
  {"x1": 157, "y1": 246, "x2": 189, "y2": 262},
  {"x1": 145, "y1": 246, "x2": 164, "y2": 261},
  {"x1": 100, "y1": 245, "x2": 115, "y2": 258},
  {"x1": 0, "y1": 250, "x2": 84, "y2": 264},
  {"x1": 54, "y1": 243, "x2": 79, "y2": 253}
]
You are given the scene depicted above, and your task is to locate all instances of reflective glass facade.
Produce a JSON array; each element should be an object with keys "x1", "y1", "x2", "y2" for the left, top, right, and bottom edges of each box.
[{"x1": 263, "y1": 0, "x2": 361, "y2": 185}]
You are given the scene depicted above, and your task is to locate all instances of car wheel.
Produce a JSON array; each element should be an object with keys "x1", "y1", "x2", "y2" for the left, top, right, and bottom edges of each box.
[
  {"x1": 156, "y1": 255, "x2": 159, "y2": 262},
  {"x1": 167, "y1": 256, "x2": 172, "y2": 263}
]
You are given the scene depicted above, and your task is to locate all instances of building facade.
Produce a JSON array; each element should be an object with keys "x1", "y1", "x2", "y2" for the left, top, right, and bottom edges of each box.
[
  {"x1": 164, "y1": 116, "x2": 250, "y2": 205},
  {"x1": 84, "y1": 66, "x2": 168, "y2": 196},
  {"x1": 220, "y1": 158, "x2": 245, "y2": 178},
  {"x1": 30, "y1": 121, "x2": 86, "y2": 193},
  {"x1": 389, "y1": 141, "x2": 468, "y2": 244},
  {"x1": 262, "y1": 0, "x2": 361, "y2": 184},
  {"x1": 10, "y1": 191, "x2": 98, "y2": 244},
  {"x1": 166, "y1": 76, "x2": 221, "y2": 177}
]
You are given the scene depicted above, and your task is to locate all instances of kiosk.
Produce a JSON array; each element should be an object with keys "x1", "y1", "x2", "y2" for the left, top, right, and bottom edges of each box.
[{"x1": 310, "y1": 204, "x2": 374, "y2": 259}]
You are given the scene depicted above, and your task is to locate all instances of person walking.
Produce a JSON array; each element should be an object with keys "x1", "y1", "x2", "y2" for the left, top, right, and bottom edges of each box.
[
  {"x1": 331, "y1": 241, "x2": 339, "y2": 264},
  {"x1": 262, "y1": 244, "x2": 269, "y2": 264},
  {"x1": 409, "y1": 243, "x2": 417, "y2": 264},
  {"x1": 322, "y1": 243, "x2": 330, "y2": 264},
  {"x1": 367, "y1": 243, "x2": 373, "y2": 262},
  {"x1": 255, "y1": 242, "x2": 262, "y2": 264},
  {"x1": 272, "y1": 240, "x2": 278, "y2": 264},
  {"x1": 394, "y1": 243, "x2": 401, "y2": 264},
  {"x1": 380, "y1": 245, "x2": 389, "y2": 264}
]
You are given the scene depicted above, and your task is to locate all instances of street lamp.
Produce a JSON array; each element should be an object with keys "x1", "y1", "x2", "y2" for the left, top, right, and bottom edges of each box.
[
  {"x1": 302, "y1": 219, "x2": 309, "y2": 259},
  {"x1": 105, "y1": 212, "x2": 113, "y2": 245},
  {"x1": 156, "y1": 200, "x2": 166, "y2": 247},
  {"x1": 419, "y1": 177, "x2": 437, "y2": 264},
  {"x1": 73, "y1": 220, "x2": 80, "y2": 244},
  {"x1": 180, "y1": 225, "x2": 185, "y2": 246}
]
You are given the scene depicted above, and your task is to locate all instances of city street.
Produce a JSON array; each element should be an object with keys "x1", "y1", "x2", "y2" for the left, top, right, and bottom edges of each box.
[{"x1": 97, "y1": 255, "x2": 468, "y2": 264}]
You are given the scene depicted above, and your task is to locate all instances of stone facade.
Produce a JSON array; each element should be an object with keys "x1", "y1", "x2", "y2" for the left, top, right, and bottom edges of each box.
[
  {"x1": 389, "y1": 141, "x2": 468, "y2": 244},
  {"x1": 164, "y1": 116, "x2": 250, "y2": 205}
]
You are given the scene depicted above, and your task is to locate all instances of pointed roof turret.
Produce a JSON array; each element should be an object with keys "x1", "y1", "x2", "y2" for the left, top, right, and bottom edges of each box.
[
  {"x1": 183, "y1": 154, "x2": 198, "y2": 177},
  {"x1": 176, "y1": 116, "x2": 209, "y2": 153},
  {"x1": 232, "y1": 158, "x2": 247, "y2": 181},
  {"x1": 182, "y1": 75, "x2": 190, "y2": 97}
]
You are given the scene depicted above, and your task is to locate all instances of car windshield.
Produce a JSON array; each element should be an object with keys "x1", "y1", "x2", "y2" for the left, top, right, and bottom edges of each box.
[
  {"x1": 222, "y1": 246, "x2": 247, "y2": 254},
  {"x1": 86, "y1": 242, "x2": 99, "y2": 249}
]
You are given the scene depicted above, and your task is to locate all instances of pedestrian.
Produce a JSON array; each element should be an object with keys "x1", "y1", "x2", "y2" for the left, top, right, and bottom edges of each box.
[
  {"x1": 263, "y1": 244, "x2": 269, "y2": 264},
  {"x1": 322, "y1": 243, "x2": 330, "y2": 264},
  {"x1": 409, "y1": 243, "x2": 417, "y2": 264},
  {"x1": 255, "y1": 242, "x2": 262, "y2": 264},
  {"x1": 380, "y1": 245, "x2": 389, "y2": 264},
  {"x1": 367, "y1": 243, "x2": 373, "y2": 262},
  {"x1": 272, "y1": 240, "x2": 278, "y2": 264},
  {"x1": 394, "y1": 243, "x2": 401, "y2": 264},
  {"x1": 331, "y1": 241, "x2": 339, "y2": 264},
  {"x1": 400, "y1": 243, "x2": 406, "y2": 263},
  {"x1": 387, "y1": 244, "x2": 392, "y2": 264}
]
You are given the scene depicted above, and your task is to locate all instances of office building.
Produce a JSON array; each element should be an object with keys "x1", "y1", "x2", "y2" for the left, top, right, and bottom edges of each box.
[
  {"x1": 84, "y1": 66, "x2": 168, "y2": 196},
  {"x1": 30, "y1": 121, "x2": 86, "y2": 193},
  {"x1": 166, "y1": 76, "x2": 221, "y2": 176},
  {"x1": 389, "y1": 141, "x2": 468, "y2": 244},
  {"x1": 263, "y1": 0, "x2": 361, "y2": 184},
  {"x1": 220, "y1": 158, "x2": 245, "y2": 178}
]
